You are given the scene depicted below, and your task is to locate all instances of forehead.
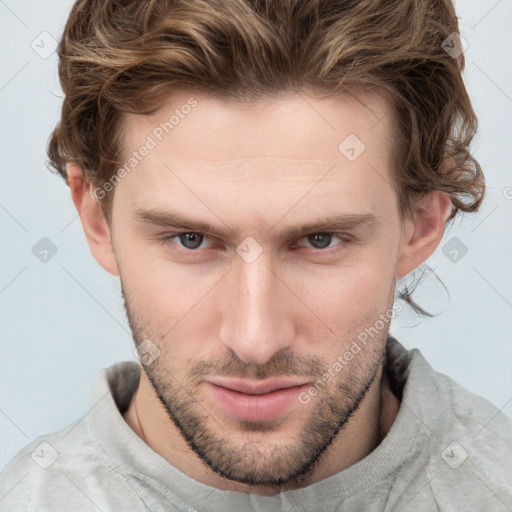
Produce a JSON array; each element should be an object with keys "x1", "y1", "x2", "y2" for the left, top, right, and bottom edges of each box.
[
  {"x1": 121, "y1": 88, "x2": 395, "y2": 163},
  {"x1": 115, "y1": 89, "x2": 398, "y2": 220}
]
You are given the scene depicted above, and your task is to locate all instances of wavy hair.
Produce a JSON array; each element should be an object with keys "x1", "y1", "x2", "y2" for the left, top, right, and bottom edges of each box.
[{"x1": 48, "y1": 0, "x2": 485, "y2": 315}]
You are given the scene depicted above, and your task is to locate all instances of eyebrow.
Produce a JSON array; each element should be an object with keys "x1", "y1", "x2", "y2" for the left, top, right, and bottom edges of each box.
[{"x1": 134, "y1": 207, "x2": 378, "y2": 242}]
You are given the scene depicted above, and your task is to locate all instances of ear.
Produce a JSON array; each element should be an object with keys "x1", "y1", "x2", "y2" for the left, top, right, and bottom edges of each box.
[
  {"x1": 68, "y1": 164, "x2": 120, "y2": 276},
  {"x1": 396, "y1": 190, "x2": 452, "y2": 278}
]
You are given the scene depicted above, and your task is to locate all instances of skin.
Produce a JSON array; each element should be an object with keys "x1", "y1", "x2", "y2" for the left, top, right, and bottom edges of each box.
[{"x1": 68, "y1": 88, "x2": 451, "y2": 496}]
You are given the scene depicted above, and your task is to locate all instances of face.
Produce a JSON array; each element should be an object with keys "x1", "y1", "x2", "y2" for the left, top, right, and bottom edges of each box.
[{"x1": 110, "y1": 89, "x2": 405, "y2": 486}]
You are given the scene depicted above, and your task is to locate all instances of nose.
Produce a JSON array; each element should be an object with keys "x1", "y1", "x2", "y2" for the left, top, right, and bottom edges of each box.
[{"x1": 218, "y1": 250, "x2": 294, "y2": 366}]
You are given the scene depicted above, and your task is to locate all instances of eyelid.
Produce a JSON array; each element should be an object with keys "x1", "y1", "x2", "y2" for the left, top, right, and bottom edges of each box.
[
  {"x1": 158, "y1": 232, "x2": 215, "y2": 251},
  {"x1": 158, "y1": 231, "x2": 352, "y2": 253},
  {"x1": 294, "y1": 233, "x2": 351, "y2": 249}
]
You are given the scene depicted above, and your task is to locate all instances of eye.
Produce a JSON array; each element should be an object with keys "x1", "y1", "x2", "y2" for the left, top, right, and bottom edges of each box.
[
  {"x1": 295, "y1": 233, "x2": 347, "y2": 251},
  {"x1": 159, "y1": 231, "x2": 350, "y2": 254},
  {"x1": 169, "y1": 232, "x2": 209, "y2": 250}
]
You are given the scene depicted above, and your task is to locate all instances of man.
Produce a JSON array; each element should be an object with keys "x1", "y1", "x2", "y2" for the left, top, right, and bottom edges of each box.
[{"x1": 1, "y1": 0, "x2": 511, "y2": 510}]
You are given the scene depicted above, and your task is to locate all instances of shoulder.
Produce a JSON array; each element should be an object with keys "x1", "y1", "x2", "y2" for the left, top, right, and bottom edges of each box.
[
  {"x1": 430, "y1": 370, "x2": 512, "y2": 501},
  {"x1": 0, "y1": 363, "x2": 146, "y2": 512},
  {"x1": 397, "y1": 346, "x2": 512, "y2": 510},
  {"x1": 0, "y1": 425, "x2": 134, "y2": 512}
]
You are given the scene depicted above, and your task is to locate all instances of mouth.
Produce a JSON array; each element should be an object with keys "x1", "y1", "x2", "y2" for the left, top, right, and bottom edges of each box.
[{"x1": 204, "y1": 378, "x2": 310, "y2": 422}]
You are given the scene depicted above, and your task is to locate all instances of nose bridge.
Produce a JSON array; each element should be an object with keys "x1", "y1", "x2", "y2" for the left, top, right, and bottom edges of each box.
[{"x1": 220, "y1": 250, "x2": 292, "y2": 365}]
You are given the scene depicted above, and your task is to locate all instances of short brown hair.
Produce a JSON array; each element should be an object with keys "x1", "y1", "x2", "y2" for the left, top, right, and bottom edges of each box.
[{"x1": 48, "y1": 0, "x2": 485, "y2": 314}]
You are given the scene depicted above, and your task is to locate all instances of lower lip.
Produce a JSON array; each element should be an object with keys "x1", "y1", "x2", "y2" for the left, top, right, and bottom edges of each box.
[{"x1": 206, "y1": 382, "x2": 308, "y2": 422}]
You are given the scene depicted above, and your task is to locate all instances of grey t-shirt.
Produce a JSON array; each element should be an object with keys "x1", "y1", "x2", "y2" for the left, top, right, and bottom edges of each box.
[{"x1": 1, "y1": 337, "x2": 511, "y2": 511}]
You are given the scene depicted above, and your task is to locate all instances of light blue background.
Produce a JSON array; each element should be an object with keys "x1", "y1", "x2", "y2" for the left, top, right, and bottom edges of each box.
[{"x1": 1, "y1": 0, "x2": 511, "y2": 470}]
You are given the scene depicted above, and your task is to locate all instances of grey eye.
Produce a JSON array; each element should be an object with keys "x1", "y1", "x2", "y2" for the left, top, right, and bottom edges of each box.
[
  {"x1": 178, "y1": 233, "x2": 204, "y2": 249},
  {"x1": 306, "y1": 234, "x2": 333, "y2": 249}
]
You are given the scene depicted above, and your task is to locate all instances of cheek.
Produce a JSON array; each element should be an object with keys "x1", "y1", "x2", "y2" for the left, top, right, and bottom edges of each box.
[
  {"x1": 300, "y1": 245, "x2": 396, "y2": 304},
  {"x1": 288, "y1": 246, "x2": 397, "y2": 342},
  {"x1": 118, "y1": 245, "x2": 224, "y2": 344},
  {"x1": 115, "y1": 236, "x2": 180, "y2": 330},
  {"x1": 309, "y1": 272, "x2": 390, "y2": 325}
]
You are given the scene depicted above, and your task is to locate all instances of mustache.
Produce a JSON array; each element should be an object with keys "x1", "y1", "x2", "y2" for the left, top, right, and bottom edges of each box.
[{"x1": 188, "y1": 351, "x2": 327, "y2": 380}]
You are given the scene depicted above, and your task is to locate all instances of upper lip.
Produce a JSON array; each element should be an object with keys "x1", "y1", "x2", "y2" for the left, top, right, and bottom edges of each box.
[{"x1": 206, "y1": 377, "x2": 309, "y2": 395}]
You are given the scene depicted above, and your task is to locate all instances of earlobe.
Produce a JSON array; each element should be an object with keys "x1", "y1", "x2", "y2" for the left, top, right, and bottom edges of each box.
[
  {"x1": 396, "y1": 191, "x2": 452, "y2": 279},
  {"x1": 67, "y1": 164, "x2": 120, "y2": 276}
]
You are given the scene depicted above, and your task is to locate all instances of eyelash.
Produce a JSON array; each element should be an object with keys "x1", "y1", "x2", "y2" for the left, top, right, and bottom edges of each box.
[{"x1": 157, "y1": 232, "x2": 352, "y2": 256}]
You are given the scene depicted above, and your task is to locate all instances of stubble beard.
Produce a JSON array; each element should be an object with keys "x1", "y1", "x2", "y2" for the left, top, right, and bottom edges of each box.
[{"x1": 121, "y1": 283, "x2": 390, "y2": 490}]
